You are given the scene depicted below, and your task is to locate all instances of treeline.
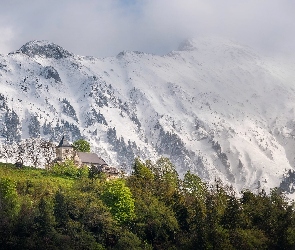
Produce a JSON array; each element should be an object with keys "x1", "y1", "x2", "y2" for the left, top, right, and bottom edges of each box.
[{"x1": 0, "y1": 158, "x2": 295, "y2": 249}]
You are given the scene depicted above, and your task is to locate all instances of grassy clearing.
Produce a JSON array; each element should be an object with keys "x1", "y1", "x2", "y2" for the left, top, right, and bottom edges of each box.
[{"x1": 0, "y1": 162, "x2": 74, "y2": 200}]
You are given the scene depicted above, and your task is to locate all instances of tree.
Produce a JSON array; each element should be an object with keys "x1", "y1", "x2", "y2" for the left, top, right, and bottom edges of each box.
[
  {"x1": 221, "y1": 196, "x2": 241, "y2": 229},
  {"x1": 183, "y1": 171, "x2": 207, "y2": 200},
  {"x1": 54, "y1": 190, "x2": 69, "y2": 229},
  {"x1": 153, "y1": 157, "x2": 180, "y2": 204},
  {"x1": 130, "y1": 158, "x2": 155, "y2": 191},
  {"x1": 26, "y1": 138, "x2": 43, "y2": 167},
  {"x1": 2, "y1": 110, "x2": 21, "y2": 143},
  {"x1": 113, "y1": 230, "x2": 148, "y2": 250},
  {"x1": 101, "y1": 179, "x2": 135, "y2": 224},
  {"x1": 72, "y1": 139, "x2": 90, "y2": 152},
  {"x1": 28, "y1": 115, "x2": 40, "y2": 138},
  {"x1": 133, "y1": 194, "x2": 179, "y2": 247},
  {"x1": 36, "y1": 196, "x2": 56, "y2": 235},
  {"x1": 0, "y1": 178, "x2": 20, "y2": 219},
  {"x1": 40, "y1": 139, "x2": 56, "y2": 169},
  {"x1": 0, "y1": 142, "x2": 15, "y2": 163}
]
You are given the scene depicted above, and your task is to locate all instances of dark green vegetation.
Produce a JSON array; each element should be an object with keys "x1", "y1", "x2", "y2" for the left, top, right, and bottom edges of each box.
[{"x1": 1, "y1": 158, "x2": 295, "y2": 249}]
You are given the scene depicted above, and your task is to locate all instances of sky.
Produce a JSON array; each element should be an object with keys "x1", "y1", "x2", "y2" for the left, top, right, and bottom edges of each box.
[{"x1": 0, "y1": 0, "x2": 294, "y2": 58}]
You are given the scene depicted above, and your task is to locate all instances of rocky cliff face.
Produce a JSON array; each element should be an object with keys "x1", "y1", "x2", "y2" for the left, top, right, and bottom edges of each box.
[{"x1": 1, "y1": 38, "x2": 295, "y2": 194}]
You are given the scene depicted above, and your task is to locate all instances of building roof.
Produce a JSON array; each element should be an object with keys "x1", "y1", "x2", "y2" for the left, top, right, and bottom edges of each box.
[
  {"x1": 77, "y1": 152, "x2": 107, "y2": 165},
  {"x1": 57, "y1": 136, "x2": 72, "y2": 148}
]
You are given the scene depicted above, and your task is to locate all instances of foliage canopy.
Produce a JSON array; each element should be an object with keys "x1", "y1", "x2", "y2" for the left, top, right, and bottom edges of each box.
[
  {"x1": 0, "y1": 158, "x2": 295, "y2": 249},
  {"x1": 72, "y1": 139, "x2": 91, "y2": 152}
]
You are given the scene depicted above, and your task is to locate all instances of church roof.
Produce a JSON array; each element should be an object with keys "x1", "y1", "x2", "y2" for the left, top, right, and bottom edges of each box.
[
  {"x1": 77, "y1": 152, "x2": 107, "y2": 165},
  {"x1": 57, "y1": 136, "x2": 72, "y2": 148}
]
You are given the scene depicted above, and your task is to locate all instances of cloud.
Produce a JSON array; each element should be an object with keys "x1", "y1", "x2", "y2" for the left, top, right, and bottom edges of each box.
[
  {"x1": 0, "y1": 26, "x2": 15, "y2": 53},
  {"x1": 0, "y1": 0, "x2": 294, "y2": 57}
]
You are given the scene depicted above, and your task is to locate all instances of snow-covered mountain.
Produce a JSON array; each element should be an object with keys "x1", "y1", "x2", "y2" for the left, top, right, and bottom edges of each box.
[{"x1": 1, "y1": 37, "x2": 295, "y2": 193}]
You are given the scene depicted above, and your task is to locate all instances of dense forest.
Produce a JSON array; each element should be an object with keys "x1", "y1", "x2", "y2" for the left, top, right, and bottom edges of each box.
[{"x1": 1, "y1": 158, "x2": 295, "y2": 249}]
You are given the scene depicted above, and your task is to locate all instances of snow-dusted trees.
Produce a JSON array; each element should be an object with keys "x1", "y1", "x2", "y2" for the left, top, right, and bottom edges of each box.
[
  {"x1": 28, "y1": 115, "x2": 41, "y2": 138},
  {"x1": 40, "y1": 140, "x2": 56, "y2": 168},
  {"x1": 107, "y1": 127, "x2": 140, "y2": 168},
  {"x1": 2, "y1": 110, "x2": 21, "y2": 143},
  {"x1": 61, "y1": 98, "x2": 78, "y2": 122},
  {"x1": 0, "y1": 138, "x2": 56, "y2": 168},
  {"x1": 0, "y1": 143, "x2": 15, "y2": 163}
]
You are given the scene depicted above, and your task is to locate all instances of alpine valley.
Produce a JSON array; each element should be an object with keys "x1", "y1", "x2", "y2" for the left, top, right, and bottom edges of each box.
[{"x1": 1, "y1": 37, "x2": 295, "y2": 194}]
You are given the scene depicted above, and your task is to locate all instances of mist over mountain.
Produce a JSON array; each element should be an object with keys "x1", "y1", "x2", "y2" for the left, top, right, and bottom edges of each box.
[{"x1": 1, "y1": 37, "x2": 295, "y2": 194}]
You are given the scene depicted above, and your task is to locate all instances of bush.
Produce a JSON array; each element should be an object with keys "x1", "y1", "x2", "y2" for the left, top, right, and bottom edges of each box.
[{"x1": 50, "y1": 160, "x2": 88, "y2": 179}]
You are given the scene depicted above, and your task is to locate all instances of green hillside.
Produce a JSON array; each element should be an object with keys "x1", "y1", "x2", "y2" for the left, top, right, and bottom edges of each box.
[{"x1": 0, "y1": 158, "x2": 295, "y2": 249}]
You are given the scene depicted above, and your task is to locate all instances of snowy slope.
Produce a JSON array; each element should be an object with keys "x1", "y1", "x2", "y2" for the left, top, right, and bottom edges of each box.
[{"x1": 1, "y1": 38, "x2": 295, "y2": 193}]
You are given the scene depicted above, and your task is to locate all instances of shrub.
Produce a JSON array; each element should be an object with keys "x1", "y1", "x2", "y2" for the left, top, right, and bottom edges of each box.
[{"x1": 50, "y1": 160, "x2": 88, "y2": 179}]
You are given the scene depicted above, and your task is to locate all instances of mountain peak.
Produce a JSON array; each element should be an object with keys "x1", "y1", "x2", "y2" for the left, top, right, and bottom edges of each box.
[
  {"x1": 14, "y1": 40, "x2": 73, "y2": 59},
  {"x1": 177, "y1": 37, "x2": 246, "y2": 52},
  {"x1": 177, "y1": 39, "x2": 198, "y2": 51}
]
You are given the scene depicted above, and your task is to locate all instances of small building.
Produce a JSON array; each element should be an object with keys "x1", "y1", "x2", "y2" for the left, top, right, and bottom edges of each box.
[
  {"x1": 56, "y1": 136, "x2": 74, "y2": 161},
  {"x1": 56, "y1": 136, "x2": 119, "y2": 179}
]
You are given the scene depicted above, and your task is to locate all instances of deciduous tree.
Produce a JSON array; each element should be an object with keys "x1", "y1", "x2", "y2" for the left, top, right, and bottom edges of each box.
[{"x1": 72, "y1": 139, "x2": 90, "y2": 152}]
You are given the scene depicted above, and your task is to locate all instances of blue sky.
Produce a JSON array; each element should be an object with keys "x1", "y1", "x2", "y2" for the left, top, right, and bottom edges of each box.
[{"x1": 0, "y1": 0, "x2": 294, "y2": 58}]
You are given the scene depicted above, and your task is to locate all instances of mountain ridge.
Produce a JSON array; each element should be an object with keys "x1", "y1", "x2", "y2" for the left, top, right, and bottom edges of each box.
[{"x1": 1, "y1": 37, "x2": 295, "y2": 195}]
